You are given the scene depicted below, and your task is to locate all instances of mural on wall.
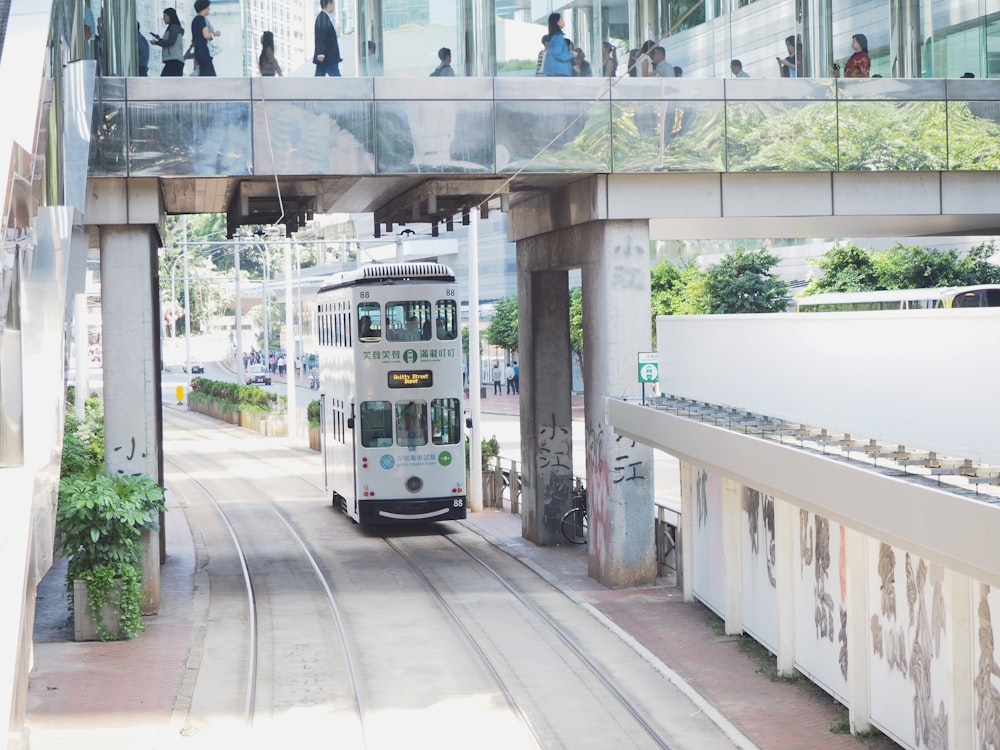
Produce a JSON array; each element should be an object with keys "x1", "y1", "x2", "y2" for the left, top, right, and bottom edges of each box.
[
  {"x1": 794, "y1": 510, "x2": 848, "y2": 700},
  {"x1": 868, "y1": 541, "x2": 948, "y2": 750},
  {"x1": 692, "y1": 467, "x2": 725, "y2": 616},
  {"x1": 743, "y1": 488, "x2": 776, "y2": 585},
  {"x1": 975, "y1": 583, "x2": 1000, "y2": 749},
  {"x1": 741, "y1": 487, "x2": 777, "y2": 648}
]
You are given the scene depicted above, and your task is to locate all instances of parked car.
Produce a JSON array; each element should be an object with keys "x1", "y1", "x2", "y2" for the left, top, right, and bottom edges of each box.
[
  {"x1": 183, "y1": 360, "x2": 204, "y2": 374},
  {"x1": 245, "y1": 364, "x2": 271, "y2": 385}
]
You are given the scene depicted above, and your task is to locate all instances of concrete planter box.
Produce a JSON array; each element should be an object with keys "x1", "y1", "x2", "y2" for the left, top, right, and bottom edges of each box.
[
  {"x1": 73, "y1": 579, "x2": 121, "y2": 641},
  {"x1": 309, "y1": 425, "x2": 321, "y2": 451},
  {"x1": 188, "y1": 398, "x2": 285, "y2": 436}
]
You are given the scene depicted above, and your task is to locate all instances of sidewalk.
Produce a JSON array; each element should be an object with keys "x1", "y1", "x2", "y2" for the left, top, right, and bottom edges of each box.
[
  {"x1": 25, "y1": 446, "x2": 896, "y2": 750},
  {"x1": 473, "y1": 391, "x2": 586, "y2": 421}
]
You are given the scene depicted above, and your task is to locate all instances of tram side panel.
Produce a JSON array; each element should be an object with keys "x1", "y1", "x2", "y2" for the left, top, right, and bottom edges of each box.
[{"x1": 318, "y1": 292, "x2": 358, "y2": 515}]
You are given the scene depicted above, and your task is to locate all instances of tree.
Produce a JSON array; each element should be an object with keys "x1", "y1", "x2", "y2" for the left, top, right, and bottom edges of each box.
[
  {"x1": 801, "y1": 243, "x2": 879, "y2": 295},
  {"x1": 955, "y1": 241, "x2": 1000, "y2": 285},
  {"x1": 484, "y1": 296, "x2": 519, "y2": 352},
  {"x1": 872, "y1": 243, "x2": 966, "y2": 289},
  {"x1": 569, "y1": 287, "x2": 584, "y2": 374},
  {"x1": 702, "y1": 248, "x2": 788, "y2": 313}
]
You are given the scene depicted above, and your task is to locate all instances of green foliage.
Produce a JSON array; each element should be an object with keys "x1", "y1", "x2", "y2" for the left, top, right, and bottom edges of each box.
[
  {"x1": 498, "y1": 59, "x2": 536, "y2": 71},
  {"x1": 727, "y1": 102, "x2": 837, "y2": 172},
  {"x1": 60, "y1": 392, "x2": 105, "y2": 478},
  {"x1": 481, "y1": 435, "x2": 501, "y2": 471},
  {"x1": 57, "y1": 473, "x2": 166, "y2": 640},
  {"x1": 839, "y1": 101, "x2": 947, "y2": 171},
  {"x1": 569, "y1": 286, "x2": 584, "y2": 372},
  {"x1": 307, "y1": 399, "x2": 321, "y2": 428},
  {"x1": 702, "y1": 248, "x2": 788, "y2": 313},
  {"x1": 800, "y1": 243, "x2": 879, "y2": 295},
  {"x1": 802, "y1": 240, "x2": 1000, "y2": 296},
  {"x1": 68, "y1": 561, "x2": 144, "y2": 641},
  {"x1": 189, "y1": 377, "x2": 279, "y2": 411},
  {"x1": 948, "y1": 102, "x2": 1000, "y2": 170},
  {"x1": 466, "y1": 434, "x2": 502, "y2": 472},
  {"x1": 485, "y1": 296, "x2": 519, "y2": 352}
]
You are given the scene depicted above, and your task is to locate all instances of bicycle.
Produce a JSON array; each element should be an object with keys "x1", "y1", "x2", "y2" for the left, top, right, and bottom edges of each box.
[{"x1": 560, "y1": 480, "x2": 588, "y2": 545}]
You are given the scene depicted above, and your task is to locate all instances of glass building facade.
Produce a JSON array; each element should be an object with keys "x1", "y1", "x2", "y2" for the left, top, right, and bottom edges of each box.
[{"x1": 107, "y1": 0, "x2": 1000, "y2": 81}]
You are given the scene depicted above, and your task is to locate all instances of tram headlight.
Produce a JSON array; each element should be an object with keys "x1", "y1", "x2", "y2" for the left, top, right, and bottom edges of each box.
[{"x1": 405, "y1": 476, "x2": 423, "y2": 493}]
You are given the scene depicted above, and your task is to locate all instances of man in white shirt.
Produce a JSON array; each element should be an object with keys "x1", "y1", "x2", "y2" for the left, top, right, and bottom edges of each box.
[
  {"x1": 651, "y1": 46, "x2": 676, "y2": 77},
  {"x1": 730, "y1": 59, "x2": 750, "y2": 77}
]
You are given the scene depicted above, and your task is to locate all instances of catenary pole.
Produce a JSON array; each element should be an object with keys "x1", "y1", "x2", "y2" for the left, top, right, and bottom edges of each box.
[
  {"x1": 284, "y1": 237, "x2": 297, "y2": 441},
  {"x1": 468, "y1": 210, "x2": 483, "y2": 512}
]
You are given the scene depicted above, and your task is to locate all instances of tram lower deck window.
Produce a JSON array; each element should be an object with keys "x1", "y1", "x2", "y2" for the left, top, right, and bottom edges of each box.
[
  {"x1": 360, "y1": 401, "x2": 393, "y2": 447},
  {"x1": 396, "y1": 401, "x2": 428, "y2": 447}
]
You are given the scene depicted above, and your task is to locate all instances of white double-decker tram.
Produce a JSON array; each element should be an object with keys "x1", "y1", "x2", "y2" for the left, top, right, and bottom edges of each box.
[{"x1": 316, "y1": 263, "x2": 467, "y2": 524}]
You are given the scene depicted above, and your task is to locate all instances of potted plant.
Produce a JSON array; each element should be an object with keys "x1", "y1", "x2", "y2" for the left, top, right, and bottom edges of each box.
[{"x1": 56, "y1": 472, "x2": 166, "y2": 641}]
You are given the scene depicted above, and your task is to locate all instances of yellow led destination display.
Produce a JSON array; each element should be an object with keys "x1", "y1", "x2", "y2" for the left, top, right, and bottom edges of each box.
[{"x1": 387, "y1": 370, "x2": 433, "y2": 388}]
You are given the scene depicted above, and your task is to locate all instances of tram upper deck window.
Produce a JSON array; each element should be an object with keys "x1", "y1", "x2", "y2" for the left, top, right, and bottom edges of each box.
[
  {"x1": 396, "y1": 401, "x2": 428, "y2": 447},
  {"x1": 435, "y1": 299, "x2": 458, "y2": 340},
  {"x1": 386, "y1": 301, "x2": 432, "y2": 342},
  {"x1": 358, "y1": 303, "x2": 382, "y2": 342},
  {"x1": 360, "y1": 400, "x2": 393, "y2": 447}
]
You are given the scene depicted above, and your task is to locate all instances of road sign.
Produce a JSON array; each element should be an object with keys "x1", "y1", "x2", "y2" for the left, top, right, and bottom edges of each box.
[{"x1": 637, "y1": 352, "x2": 659, "y2": 383}]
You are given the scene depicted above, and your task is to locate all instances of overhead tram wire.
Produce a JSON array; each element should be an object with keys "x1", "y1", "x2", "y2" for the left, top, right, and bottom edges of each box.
[{"x1": 474, "y1": 54, "x2": 648, "y2": 217}]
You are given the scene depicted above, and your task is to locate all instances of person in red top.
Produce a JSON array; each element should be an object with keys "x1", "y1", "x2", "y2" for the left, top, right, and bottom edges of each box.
[{"x1": 843, "y1": 33, "x2": 870, "y2": 78}]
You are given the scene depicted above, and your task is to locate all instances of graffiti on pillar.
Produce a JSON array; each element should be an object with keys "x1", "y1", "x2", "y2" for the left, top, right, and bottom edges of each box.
[
  {"x1": 538, "y1": 412, "x2": 571, "y2": 471},
  {"x1": 868, "y1": 542, "x2": 948, "y2": 749},
  {"x1": 111, "y1": 436, "x2": 149, "y2": 476},
  {"x1": 585, "y1": 421, "x2": 611, "y2": 569},
  {"x1": 538, "y1": 412, "x2": 572, "y2": 536},
  {"x1": 975, "y1": 584, "x2": 1000, "y2": 749},
  {"x1": 610, "y1": 237, "x2": 649, "y2": 292},
  {"x1": 610, "y1": 435, "x2": 646, "y2": 484}
]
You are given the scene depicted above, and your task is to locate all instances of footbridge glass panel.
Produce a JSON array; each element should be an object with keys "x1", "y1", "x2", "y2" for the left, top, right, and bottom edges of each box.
[{"x1": 84, "y1": 77, "x2": 1000, "y2": 178}]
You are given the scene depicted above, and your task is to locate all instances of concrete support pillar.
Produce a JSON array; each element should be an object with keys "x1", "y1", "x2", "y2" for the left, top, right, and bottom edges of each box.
[
  {"x1": 774, "y1": 497, "x2": 796, "y2": 675},
  {"x1": 679, "y1": 460, "x2": 694, "y2": 602},
  {"x1": 516, "y1": 269, "x2": 573, "y2": 545},
  {"x1": 582, "y1": 220, "x2": 655, "y2": 588},
  {"x1": 100, "y1": 225, "x2": 163, "y2": 614},
  {"x1": 722, "y1": 478, "x2": 743, "y2": 635},
  {"x1": 516, "y1": 218, "x2": 654, "y2": 586},
  {"x1": 845, "y1": 526, "x2": 871, "y2": 734},
  {"x1": 947, "y1": 572, "x2": 973, "y2": 749}
]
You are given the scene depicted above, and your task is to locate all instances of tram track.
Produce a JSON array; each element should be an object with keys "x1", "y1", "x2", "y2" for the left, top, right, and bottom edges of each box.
[
  {"x1": 163, "y1": 406, "x2": 734, "y2": 748},
  {"x1": 163, "y1": 410, "x2": 367, "y2": 745}
]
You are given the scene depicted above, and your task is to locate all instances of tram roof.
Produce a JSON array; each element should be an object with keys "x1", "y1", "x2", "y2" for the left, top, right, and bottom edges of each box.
[{"x1": 319, "y1": 262, "x2": 456, "y2": 292}]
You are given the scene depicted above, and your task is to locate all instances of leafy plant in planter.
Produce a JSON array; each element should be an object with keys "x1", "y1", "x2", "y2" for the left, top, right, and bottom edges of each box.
[{"x1": 56, "y1": 472, "x2": 166, "y2": 640}]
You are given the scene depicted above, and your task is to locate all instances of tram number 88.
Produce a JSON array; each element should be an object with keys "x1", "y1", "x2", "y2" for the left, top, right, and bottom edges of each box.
[{"x1": 453, "y1": 498, "x2": 464, "y2": 507}]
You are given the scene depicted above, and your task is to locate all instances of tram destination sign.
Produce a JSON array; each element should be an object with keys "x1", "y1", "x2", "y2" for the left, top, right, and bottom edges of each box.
[{"x1": 388, "y1": 369, "x2": 434, "y2": 389}]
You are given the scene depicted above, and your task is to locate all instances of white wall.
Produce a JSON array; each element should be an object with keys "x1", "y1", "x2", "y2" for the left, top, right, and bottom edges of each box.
[{"x1": 656, "y1": 309, "x2": 1000, "y2": 466}]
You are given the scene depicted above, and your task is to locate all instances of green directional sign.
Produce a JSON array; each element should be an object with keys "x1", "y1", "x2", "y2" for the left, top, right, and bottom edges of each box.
[{"x1": 637, "y1": 352, "x2": 659, "y2": 383}]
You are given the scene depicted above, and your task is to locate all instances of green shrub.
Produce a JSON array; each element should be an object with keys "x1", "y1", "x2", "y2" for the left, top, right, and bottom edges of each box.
[
  {"x1": 60, "y1": 392, "x2": 105, "y2": 478},
  {"x1": 189, "y1": 376, "x2": 279, "y2": 411},
  {"x1": 307, "y1": 399, "x2": 321, "y2": 428},
  {"x1": 56, "y1": 472, "x2": 166, "y2": 640}
]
